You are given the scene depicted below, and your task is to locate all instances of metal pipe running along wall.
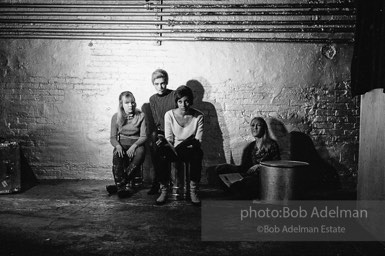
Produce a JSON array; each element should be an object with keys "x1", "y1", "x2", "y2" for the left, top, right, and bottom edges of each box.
[
  {"x1": 0, "y1": 34, "x2": 353, "y2": 44},
  {"x1": 0, "y1": 3, "x2": 355, "y2": 9},
  {"x1": 0, "y1": 10, "x2": 356, "y2": 16},
  {"x1": 0, "y1": 27, "x2": 355, "y2": 34},
  {"x1": 0, "y1": 1, "x2": 355, "y2": 43}
]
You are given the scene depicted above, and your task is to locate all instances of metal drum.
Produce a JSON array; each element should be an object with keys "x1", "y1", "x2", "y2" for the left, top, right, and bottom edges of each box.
[
  {"x1": 169, "y1": 161, "x2": 190, "y2": 200},
  {"x1": 259, "y1": 160, "x2": 309, "y2": 201}
]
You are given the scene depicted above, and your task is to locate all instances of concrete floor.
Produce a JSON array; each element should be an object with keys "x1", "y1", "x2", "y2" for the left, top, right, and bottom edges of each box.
[{"x1": 1, "y1": 180, "x2": 385, "y2": 256}]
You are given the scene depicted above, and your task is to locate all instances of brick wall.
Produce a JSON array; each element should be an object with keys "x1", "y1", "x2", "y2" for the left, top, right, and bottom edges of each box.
[{"x1": 0, "y1": 40, "x2": 358, "y2": 187}]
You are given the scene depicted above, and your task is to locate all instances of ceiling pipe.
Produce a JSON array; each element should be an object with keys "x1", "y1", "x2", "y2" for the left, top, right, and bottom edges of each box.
[
  {"x1": 0, "y1": 2, "x2": 354, "y2": 43},
  {"x1": 0, "y1": 19, "x2": 355, "y2": 26},
  {"x1": 0, "y1": 19, "x2": 164, "y2": 25},
  {"x1": 0, "y1": 33, "x2": 354, "y2": 43},
  {"x1": 0, "y1": 27, "x2": 355, "y2": 34},
  {"x1": 0, "y1": 10, "x2": 355, "y2": 16},
  {"x1": 0, "y1": 3, "x2": 355, "y2": 9}
]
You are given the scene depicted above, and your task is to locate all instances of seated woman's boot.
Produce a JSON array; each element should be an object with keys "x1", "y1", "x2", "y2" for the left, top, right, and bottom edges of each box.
[
  {"x1": 106, "y1": 184, "x2": 117, "y2": 195},
  {"x1": 111, "y1": 165, "x2": 131, "y2": 198},
  {"x1": 155, "y1": 184, "x2": 168, "y2": 205},
  {"x1": 190, "y1": 181, "x2": 201, "y2": 206},
  {"x1": 115, "y1": 168, "x2": 134, "y2": 198},
  {"x1": 117, "y1": 183, "x2": 134, "y2": 198}
]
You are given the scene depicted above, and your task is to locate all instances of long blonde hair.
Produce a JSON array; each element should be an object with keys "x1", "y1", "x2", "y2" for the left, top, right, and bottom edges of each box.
[
  {"x1": 251, "y1": 117, "x2": 274, "y2": 150},
  {"x1": 117, "y1": 91, "x2": 136, "y2": 129}
]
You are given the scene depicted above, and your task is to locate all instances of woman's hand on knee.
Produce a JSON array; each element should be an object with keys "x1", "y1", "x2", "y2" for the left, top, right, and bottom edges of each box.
[
  {"x1": 126, "y1": 144, "x2": 138, "y2": 158},
  {"x1": 115, "y1": 145, "x2": 124, "y2": 158}
]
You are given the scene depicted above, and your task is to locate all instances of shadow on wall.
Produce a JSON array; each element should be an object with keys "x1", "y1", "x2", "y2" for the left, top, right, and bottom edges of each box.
[
  {"x1": 268, "y1": 118, "x2": 341, "y2": 191},
  {"x1": 20, "y1": 148, "x2": 38, "y2": 192},
  {"x1": 186, "y1": 79, "x2": 228, "y2": 168}
]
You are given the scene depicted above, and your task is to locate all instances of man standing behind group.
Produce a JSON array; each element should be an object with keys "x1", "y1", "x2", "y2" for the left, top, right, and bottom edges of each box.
[{"x1": 147, "y1": 69, "x2": 176, "y2": 196}]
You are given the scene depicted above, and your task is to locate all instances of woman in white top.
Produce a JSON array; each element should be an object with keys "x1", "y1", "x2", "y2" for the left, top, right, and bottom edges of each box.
[{"x1": 156, "y1": 85, "x2": 204, "y2": 205}]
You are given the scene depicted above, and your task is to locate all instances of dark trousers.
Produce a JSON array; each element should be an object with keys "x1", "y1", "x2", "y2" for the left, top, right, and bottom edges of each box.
[
  {"x1": 150, "y1": 134, "x2": 171, "y2": 185},
  {"x1": 214, "y1": 164, "x2": 260, "y2": 199},
  {"x1": 155, "y1": 136, "x2": 203, "y2": 184},
  {"x1": 150, "y1": 146, "x2": 169, "y2": 184},
  {"x1": 112, "y1": 145, "x2": 145, "y2": 187},
  {"x1": 175, "y1": 145, "x2": 203, "y2": 183}
]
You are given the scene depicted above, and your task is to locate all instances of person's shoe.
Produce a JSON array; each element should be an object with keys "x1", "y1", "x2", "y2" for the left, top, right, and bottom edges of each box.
[
  {"x1": 190, "y1": 181, "x2": 201, "y2": 206},
  {"x1": 147, "y1": 183, "x2": 160, "y2": 195},
  {"x1": 155, "y1": 184, "x2": 168, "y2": 205},
  {"x1": 117, "y1": 184, "x2": 134, "y2": 199},
  {"x1": 106, "y1": 184, "x2": 117, "y2": 195}
]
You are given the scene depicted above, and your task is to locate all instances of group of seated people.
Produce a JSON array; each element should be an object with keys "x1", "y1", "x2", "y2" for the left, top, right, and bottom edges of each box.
[{"x1": 108, "y1": 69, "x2": 281, "y2": 206}]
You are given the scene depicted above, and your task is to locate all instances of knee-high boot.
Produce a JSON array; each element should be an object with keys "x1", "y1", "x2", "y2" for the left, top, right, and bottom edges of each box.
[
  {"x1": 106, "y1": 165, "x2": 120, "y2": 195},
  {"x1": 113, "y1": 164, "x2": 134, "y2": 199},
  {"x1": 112, "y1": 164, "x2": 126, "y2": 189}
]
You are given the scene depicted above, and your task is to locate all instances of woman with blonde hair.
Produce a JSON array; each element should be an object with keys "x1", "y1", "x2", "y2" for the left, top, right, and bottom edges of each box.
[
  {"x1": 109, "y1": 91, "x2": 147, "y2": 198},
  {"x1": 240, "y1": 117, "x2": 280, "y2": 173},
  {"x1": 215, "y1": 117, "x2": 280, "y2": 198}
]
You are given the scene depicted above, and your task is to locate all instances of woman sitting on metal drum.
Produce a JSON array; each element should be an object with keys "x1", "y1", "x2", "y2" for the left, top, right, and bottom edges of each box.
[
  {"x1": 216, "y1": 117, "x2": 280, "y2": 198},
  {"x1": 156, "y1": 85, "x2": 204, "y2": 206},
  {"x1": 109, "y1": 91, "x2": 147, "y2": 198}
]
